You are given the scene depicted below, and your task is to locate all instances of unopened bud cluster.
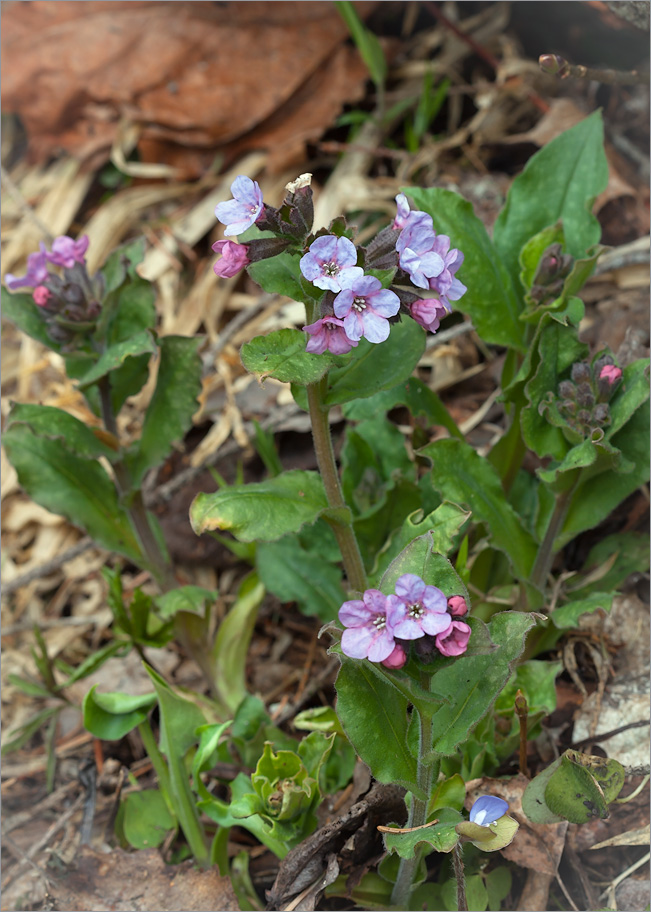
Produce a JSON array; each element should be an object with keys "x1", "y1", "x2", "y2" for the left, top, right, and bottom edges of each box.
[
  {"x1": 213, "y1": 176, "x2": 467, "y2": 353},
  {"x1": 530, "y1": 242, "x2": 574, "y2": 304},
  {"x1": 4, "y1": 236, "x2": 102, "y2": 349},
  {"x1": 556, "y1": 355, "x2": 622, "y2": 436}
]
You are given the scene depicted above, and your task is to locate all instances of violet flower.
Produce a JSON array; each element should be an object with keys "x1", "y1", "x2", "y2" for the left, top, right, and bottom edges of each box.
[
  {"x1": 388, "y1": 573, "x2": 452, "y2": 640},
  {"x1": 436, "y1": 619, "x2": 471, "y2": 657},
  {"x1": 469, "y1": 795, "x2": 508, "y2": 827},
  {"x1": 428, "y1": 246, "x2": 467, "y2": 307},
  {"x1": 392, "y1": 193, "x2": 434, "y2": 233},
  {"x1": 599, "y1": 364, "x2": 622, "y2": 385},
  {"x1": 300, "y1": 235, "x2": 363, "y2": 293},
  {"x1": 339, "y1": 589, "x2": 398, "y2": 663},
  {"x1": 46, "y1": 235, "x2": 89, "y2": 268},
  {"x1": 4, "y1": 247, "x2": 49, "y2": 290},
  {"x1": 397, "y1": 221, "x2": 466, "y2": 308},
  {"x1": 215, "y1": 175, "x2": 264, "y2": 236},
  {"x1": 212, "y1": 240, "x2": 250, "y2": 278},
  {"x1": 333, "y1": 273, "x2": 400, "y2": 343},
  {"x1": 447, "y1": 595, "x2": 468, "y2": 617},
  {"x1": 410, "y1": 297, "x2": 450, "y2": 334},
  {"x1": 303, "y1": 316, "x2": 358, "y2": 355}
]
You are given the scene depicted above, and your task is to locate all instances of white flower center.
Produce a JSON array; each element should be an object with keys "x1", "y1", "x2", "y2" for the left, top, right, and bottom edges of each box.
[
  {"x1": 323, "y1": 261, "x2": 339, "y2": 276},
  {"x1": 373, "y1": 615, "x2": 387, "y2": 630},
  {"x1": 352, "y1": 296, "x2": 366, "y2": 312},
  {"x1": 408, "y1": 602, "x2": 423, "y2": 619}
]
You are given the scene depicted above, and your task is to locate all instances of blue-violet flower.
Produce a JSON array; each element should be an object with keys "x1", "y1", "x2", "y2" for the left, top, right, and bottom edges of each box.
[
  {"x1": 215, "y1": 175, "x2": 264, "y2": 236},
  {"x1": 299, "y1": 235, "x2": 363, "y2": 293},
  {"x1": 339, "y1": 589, "x2": 397, "y2": 663},
  {"x1": 303, "y1": 316, "x2": 358, "y2": 355},
  {"x1": 46, "y1": 235, "x2": 89, "y2": 268},
  {"x1": 469, "y1": 796, "x2": 509, "y2": 827},
  {"x1": 388, "y1": 573, "x2": 452, "y2": 640},
  {"x1": 4, "y1": 247, "x2": 49, "y2": 290},
  {"x1": 333, "y1": 273, "x2": 400, "y2": 343},
  {"x1": 392, "y1": 193, "x2": 433, "y2": 233}
]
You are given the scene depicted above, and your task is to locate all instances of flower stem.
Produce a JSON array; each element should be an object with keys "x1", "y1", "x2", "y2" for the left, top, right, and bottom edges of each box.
[
  {"x1": 306, "y1": 378, "x2": 368, "y2": 593},
  {"x1": 452, "y1": 843, "x2": 468, "y2": 911},
  {"x1": 390, "y1": 706, "x2": 438, "y2": 908},
  {"x1": 529, "y1": 471, "x2": 581, "y2": 594}
]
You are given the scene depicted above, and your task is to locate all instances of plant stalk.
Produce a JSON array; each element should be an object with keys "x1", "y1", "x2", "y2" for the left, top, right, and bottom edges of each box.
[
  {"x1": 306, "y1": 378, "x2": 368, "y2": 593},
  {"x1": 452, "y1": 843, "x2": 468, "y2": 911},
  {"x1": 390, "y1": 705, "x2": 438, "y2": 908},
  {"x1": 529, "y1": 471, "x2": 581, "y2": 594}
]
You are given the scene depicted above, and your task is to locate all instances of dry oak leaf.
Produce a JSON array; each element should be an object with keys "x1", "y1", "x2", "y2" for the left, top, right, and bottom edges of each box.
[{"x1": 1, "y1": 1, "x2": 376, "y2": 173}]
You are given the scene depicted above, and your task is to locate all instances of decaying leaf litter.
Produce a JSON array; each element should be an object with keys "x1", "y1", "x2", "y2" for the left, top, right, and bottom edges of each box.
[{"x1": 1, "y1": 2, "x2": 649, "y2": 910}]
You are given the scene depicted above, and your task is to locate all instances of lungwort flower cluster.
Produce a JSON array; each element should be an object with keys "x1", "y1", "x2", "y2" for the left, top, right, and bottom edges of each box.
[
  {"x1": 338, "y1": 573, "x2": 471, "y2": 669},
  {"x1": 212, "y1": 176, "x2": 467, "y2": 353}
]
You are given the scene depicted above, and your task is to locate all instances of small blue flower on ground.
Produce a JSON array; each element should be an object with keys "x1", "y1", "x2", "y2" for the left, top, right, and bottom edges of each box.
[
  {"x1": 333, "y1": 273, "x2": 400, "y2": 343},
  {"x1": 300, "y1": 235, "x2": 363, "y2": 292},
  {"x1": 339, "y1": 589, "x2": 397, "y2": 662},
  {"x1": 469, "y1": 795, "x2": 509, "y2": 826},
  {"x1": 215, "y1": 175, "x2": 264, "y2": 236},
  {"x1": 387, "y1": 573, "x2": 451, "y2": 639}
]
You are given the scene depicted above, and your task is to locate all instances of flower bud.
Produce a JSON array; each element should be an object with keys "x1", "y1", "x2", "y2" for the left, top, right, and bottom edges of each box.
[
  {"x1": 538, "y1": 54, "x2": 570, "y2": 78},
  {"x1": 447, "y1": 595, "x2": 468, "y2": 617},
  {"x1": 576, "y1": 383, "x2": 595, "y2": 408},
  {"x1": 381, "y1": 643, "x2": 408, "y2": 669},
  {"x1": 592, "y1": 403, "x2": 611, "y2": 426},
  {"x1": 571, "y1": 361, "x2": 591, "y2": 384},
  {"x1": 599, "y1": 364, "x2": 622, "y2": 386},
  {"x1": 33, "y1": 285, "x2": 51, "y2": 307},
  {"x1": 558, "y1": 380, "x2": 576, "y2": 399}
]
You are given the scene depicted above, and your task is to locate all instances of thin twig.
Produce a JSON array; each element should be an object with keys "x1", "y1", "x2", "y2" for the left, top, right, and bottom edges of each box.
[
  {"x1": 539, "y1": 53, "x2": 650, "y2": 85},
  {"x1": 570, "y1": 718, "x2": 650, "y2": 750},
  {"x1": 0, "y1": 164, "x2": 56, "y2": 243}
]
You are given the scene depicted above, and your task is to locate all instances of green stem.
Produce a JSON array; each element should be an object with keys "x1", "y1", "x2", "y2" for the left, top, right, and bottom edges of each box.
[
  {"x1": 390, "y1": 704, "x2": 438, "y2": 908},
  {"x1": 452, "y1": 843, "x2": 468, "y2": 911},
  {"x1": 530, "y1": 471, "x2": 581, "y2": 593},
  {"x1": 138, "y1": 719, "x2": 175, "y2": 817},
  {"x1": 98, "y1": 377, "x2": 175, "y2": 590},
  {"x1": 306, "y1": 378, "x2": 368, "y2": 593}
]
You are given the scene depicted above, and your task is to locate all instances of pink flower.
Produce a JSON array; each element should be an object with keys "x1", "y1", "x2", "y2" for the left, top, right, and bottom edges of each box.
[
  {"x1": 303, "y1": 316, "x2": 358, "y2": 355},
  {"x1": 215, "y1": 176, "x2": 264, "y2": 236},
  {"x1": 447, "y1": 596, "x2": 468, "y2": 617},
  {"x1": 436, "y1": 620, "x2": 471, "y2": 657},
  {"x1": 339, "y1": 589, "x2": 398, "y2": 663},
  {"x1": 381, "y1": 643, "x2": 408, "y2": 669},
  {"x1": 388, "y1": 573, "x2": 452, "y2": 640},
  {"x1": 33, "y1": 286, "x2": 52, "y2": 307},
  {"x1": 599, "y1": 364, "x2": 622, "y2": 385},
  {"x1": 46, "y1": 235, "x2": 89, "y2": 268},
  {"x1": 411, "y1": 298, "x2": 450, "y2": 333},
  {"x1": 212, "y1": 240, "x2": 250, "y2": 278},
  {"x1": 4, "y1": 247, "x2": 49, "y2": 290}
]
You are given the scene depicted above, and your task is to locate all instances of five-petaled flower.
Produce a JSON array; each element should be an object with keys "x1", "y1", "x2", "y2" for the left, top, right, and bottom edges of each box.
[
  {"x1": 215, "y1": 176, "x2": 264, "y2": 236},
  {"x1": 469, "y1": 795, "x2": 508, "y2": 827},
  {"x1": 388, "y1": 574, "x2": 452, "y2": 640},
  {"x1": 339, "y1": 589, "x2": 398, "y2": 663},
  {"x1": 212, "y1": 240, "x2": 250, "y2": 278},
  {"x1": 303, "y1": 315, "x2": 358, "y2": 355},
  {"x1": 4, "y1": 247, "x2": 49, "y2": 290},
  {"x1": 299, "y1": 235, "x2": 363, "y2": 293},
  {"x1": 333, "y1": 273, "x2": 400, "y2": 343},
  {"x1": 436, "y1": 619, "x2": 471, "y2": 657},
  {"x1": 46, "y1": 235, "x2": 90, "y2": 268}
]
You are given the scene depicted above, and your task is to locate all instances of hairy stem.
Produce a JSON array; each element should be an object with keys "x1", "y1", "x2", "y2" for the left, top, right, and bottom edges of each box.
[
  {"x1": 452, "y1": 843, "x2": 468, "y2": 911},
  {"x1": 306, "y1": 378, "x2": 368, "y2": 593},
  {"x1": 390, "y1": 706, "x2": 438, "y2": 908}
]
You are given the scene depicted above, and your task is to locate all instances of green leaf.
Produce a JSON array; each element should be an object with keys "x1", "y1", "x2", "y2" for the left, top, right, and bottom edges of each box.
[
  {"x1": 427, "y1": 611, "x2": 537, "y2": 756},
  {"x1": 571, "y1": 531, "x2": 650, "y2": 598},
  {"x1": 335, "y1": 657, "x2": 419, "y2": 792},
  {"x1": 485, "y1": 867, "x2": 512, "y2": 912},
  {"x1": 212, "y1": 573, "x2": 265, "y2": 715},
  {"x1": 403, "y1": 187, "x2": 524, "y2": 350},
  {"x1": 247, "y1": 251, "x2": 307, "y2": 302},
  {"x1": 493, "y1": 111, "x2": 609, "y2": 292},
  {"x1": 324, "y1": 318, "x2": 426, "y2": 407},
  {"x1": 379, "y1": 535, "x2": 469, "y2": 603},
  {"x1": 335, "y1": 0, "x2": 387, "y2": 88},
  {"x1": 383, "y1": 807, "x2": 462, "y2": 859},
  {"x1": 241, "y1": 328, "x2": 337, "y2": 385},
  {"x1": 128, "y1": 335, "x2": 203, "y2": 485},
  {"x1": 1, "y1": 707, "x2": 61, "y2": 755},
  {"x1": 544, "y1": 754, "x2": 609, "y2": 823},
  {"x1": 1, "y1": 287, "x2": 63, "y2": 352},
  {"x1": 60, "y1": 639, "x2": 129, "y2": 687},
  {"x1": 155, "y1": 586, "x2": 217, "y2": 620},
  {"x1": 342, "y1": 377, "x2": 463, "y2": 440},
  {"x1": 519, "y1": 224, "x2": 565, "y2": 291},
  {"x1": 192, "y1": 720, "x2": 233, "y2": 797},
  {"x1": 5, "y1": 403, "x2": 117, "y2": 460},
  {"x1": 190, "y1": 470, "x2": 329, "y2": 542},
  {"x1": 82, "y1": 686, "x2": 157, "y2": 740},
  {"x1": 565, "y1": 750, "x2": 625, "y2": 804},
  {"x1": 372, "y1": 503, "x2": 470, "y2": 584},
  {"x1": 102, "y1": 237, "x2": 147, "y2": 294},
  {"x1": 2, "y1": 424, "x2": 143, "y2": 562},
  {"x1": 430, "y1": 775, "x2": 466, "y2": 814},
  {"x1": 456, "y1": 814, "x2": 519, "y2": 852},
  {"x1": 551, "y1": 591, "x2": 614, "y2": 629},
  {"x1": 77, "y1": 331, "x2": 157, "y2": 390},
  {"x1": 608, "y1": 358, "x2": 650, "y2": 437},
  {"x1": 121, "y1": 789, "x2": 175, "y2": 849},
  {"x1": 421, "y1": 438, "x2": 538, "y2": 580},
  {"x1": 256, "y1": 537, "x2": 344, "y2": 622}
]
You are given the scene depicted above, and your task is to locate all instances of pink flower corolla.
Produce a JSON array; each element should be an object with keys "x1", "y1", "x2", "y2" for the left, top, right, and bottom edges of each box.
[
  {"x1": 33, "y1": 286, "x2": 52, "y2": 307},
  {"x1": 411, "y1": 298, "x2": 450, "y2": 334},
  {"x1": 599, "y1": 364, "x2": 622, "y2": 385},
  {"x1": 388, "y1": 573, "x2": 452, "y2": 640},
  {"x1": 46, "y1": 235, "x2": 89, "y2": 268},
  {"x1": 381, "y1": 643, "x2": 408, "y2": 669},
  {"x1": 436, "y1": 619, "x2": 471, "y2": 657},
  {"x1": 215, "y1": 175, "x2": 264, "y2": 236},
  {"x1": 300, "y1": 235, "x2": 363, "y2": 293},
  {"x1": 339, "y1": 589, "x2": 397, "y2": 663},
  {"x1": 303, "y1": 316, "x2": 358, "y2": 355},
  {"x1": 4, "y1": 247, "x2": 49, "y2": 290},
  {"x1": 333, "y1": 273, "x2": 400, "y2": 344},
  {"x1": 447, "y1": 595, "x2": 468, "y2": 617},
  {"x1": 212, "y1": 240, "x2": 250, "y2": 278},
  {"x1": 392, "y1": 193, "x2": 433, "y2": 232}
]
